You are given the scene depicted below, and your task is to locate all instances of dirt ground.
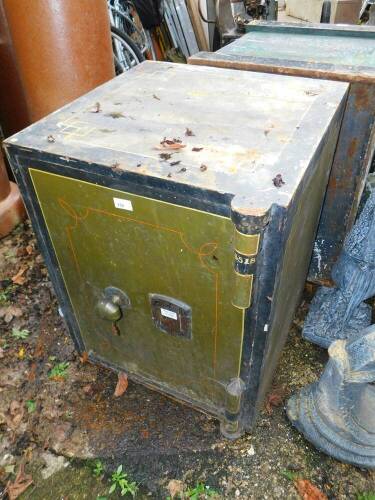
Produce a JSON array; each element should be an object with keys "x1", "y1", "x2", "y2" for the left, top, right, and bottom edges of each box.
[{"x1": 0, "y1": 220, "x2": 374, "y2": 500}]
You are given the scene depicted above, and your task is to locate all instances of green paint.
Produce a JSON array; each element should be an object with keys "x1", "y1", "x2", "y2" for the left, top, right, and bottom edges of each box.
[
  {"x1": 30, "y1": 169, "x2": 245, "y2": 412},
  {"x1": 220, "y1": 30, "x2": 375, "y2": 69}
]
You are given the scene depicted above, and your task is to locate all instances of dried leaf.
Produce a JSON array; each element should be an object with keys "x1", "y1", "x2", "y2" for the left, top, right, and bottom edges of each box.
[
  {"x1": 47, "y1": 135, "x2": 55, "y2": 143},
  {"x1": 11, "y1": 266, "x2": 28, "y2": 285},
  {"x1": 265, "y1": 388, "x2": 286, "y2": 414},
  {"x1": 272, "y1": 174, "x2": 285, "y2": 188},
  {"x1": 0, "y1": 305, "x2": 23, "y2": 323},
  {"x1": 0, "y1": 347, "x2": 4, "y2": 358},
  {"x1": 80, "y1": 351, "x2": 89, "y2": 364},
  {"x1": 159, "y1": 153, "x2": 172, "y2": 161},
  {"x1": 153, "y1": 94, "x2": 160, "y2": 101},
  {"x1": 294, "y1": 479, "x2": 327, "y2": 500},
  {"x1": 7, "y1": 400, "x2": 24, "y2": 429},
  {"x1": 185, "y1": 128, "x2": 194, "y2": 137},
  {"x1": 27, "y1": 363, "x2": 37, "y2": 382},
  {"x1": 82, "y1": 384, "x2": 93, "y2": 395},
  {"x1": 114, "y1": 371, "x2": 128, "y2": 397},
  {"x1": 192, "y1": 147, "x2": 203, "y2": 152},
  {"x1": 200, "y1": 164, "x2": 207, "y2": 172},
  {"x1": 17, "y1": 347, "x2": 25, "y2": 360},
  {"x1": 167, "y1": 479, "x2": 184, "y2": 499},
  {"x1": 6, "y1": 463, "x2": 33, "y2": 500},
  {"x1": 25, "y1": 245, "x2": 33, "y2": 255},
  {"x1": 156, "y1": 138, "x2": 186, "y2": 151}
]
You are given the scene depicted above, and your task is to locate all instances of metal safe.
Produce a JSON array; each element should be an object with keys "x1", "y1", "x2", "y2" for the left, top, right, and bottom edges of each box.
[
  {"x1": 4, "y1": 62, "x2": 348, "y2": 437},
  {"x1": 189, "y1": 22, "x2": 375, "y2": 286}
]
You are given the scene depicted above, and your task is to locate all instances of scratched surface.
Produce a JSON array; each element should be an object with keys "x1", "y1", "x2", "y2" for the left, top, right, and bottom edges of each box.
[
  {"x1": 6, "y1": 61, "x2": 348, "y2": 212},
  {"x1": 219, "y1": 25, "x2": 375, "y2": 71}
]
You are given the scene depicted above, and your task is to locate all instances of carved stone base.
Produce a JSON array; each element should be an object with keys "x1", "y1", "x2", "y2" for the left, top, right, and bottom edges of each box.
[{"x1": 287, "y1": 326, "x2": 375, "y2": 469}]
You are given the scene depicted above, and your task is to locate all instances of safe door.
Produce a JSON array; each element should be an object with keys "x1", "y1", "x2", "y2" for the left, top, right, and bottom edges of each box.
[{"x1": 29, "y1": 169, "x2": 245, "y2": 414}]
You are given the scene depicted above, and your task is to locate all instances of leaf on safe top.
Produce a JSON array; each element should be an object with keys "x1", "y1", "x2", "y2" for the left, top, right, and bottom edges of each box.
[
  {"x1": 114, "y1": 372, "x2": 128, "y2": 397},
  {"x1": 156, "y1": 138, "x2": 186, "y2": 151},
  {"x1": 294, "y1": 479, "x2": 327, "y2": 500}
]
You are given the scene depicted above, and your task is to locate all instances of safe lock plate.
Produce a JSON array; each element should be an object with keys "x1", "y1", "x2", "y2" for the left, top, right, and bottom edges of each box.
[{"x1": 149, "y1": 294, "x2": 192, "y2": 339}]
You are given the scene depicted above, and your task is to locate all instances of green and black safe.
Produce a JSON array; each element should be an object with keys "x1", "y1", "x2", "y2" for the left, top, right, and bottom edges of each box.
[
  {"x1": 189, "y1": 22, "x2": 375, "y2": 286},
  {"x1": 4, "y1": 62, "x2": 348, "y2": 437}
]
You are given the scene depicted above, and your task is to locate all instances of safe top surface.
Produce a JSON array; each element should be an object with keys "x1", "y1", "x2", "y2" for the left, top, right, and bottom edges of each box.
[
  {"x1": 192, "y1": 23, "x2": 375, "y2": 83},
  {"x1": 7, "y1": 61, "x2": 348, "y2": 213}
]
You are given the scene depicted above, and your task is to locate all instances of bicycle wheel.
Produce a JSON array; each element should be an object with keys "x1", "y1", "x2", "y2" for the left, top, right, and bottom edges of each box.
[
  {"x1": 111, "y1": 26, "x2": 145, "y2": 73},
  {"x1": 110, "y1": 3, "x2": 149, "y2": 54}
]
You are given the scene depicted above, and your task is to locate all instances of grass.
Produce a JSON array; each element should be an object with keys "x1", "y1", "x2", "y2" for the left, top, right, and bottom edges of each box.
[
  {"x1": 11, "y1": 328, "x2": 30, "y2": 340},
  {"x1": 357, "y1": 493, "x2": 375, "y2": 500},
  {"x1": 109, "y1": 465, "x2": 138, "y2": 497},
  {"x1": 48, "y1": 361, "x2": 70, "y2": 379}
]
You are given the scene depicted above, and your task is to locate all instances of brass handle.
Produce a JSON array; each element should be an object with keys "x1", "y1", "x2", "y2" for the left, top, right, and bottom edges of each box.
[
  {"x1": 96, "y1": 287, "x2": 131, "y2": 322},
  {"x1": 96, "y1": 298, "x2": 122, "y2": 322}
]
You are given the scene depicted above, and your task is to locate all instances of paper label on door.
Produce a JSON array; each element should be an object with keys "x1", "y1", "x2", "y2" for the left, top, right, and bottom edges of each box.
[
  {"x1": 113, "y1": 197, "x2": 133, "y2": 211},
  {"x1": 160, "y1": 308, "x2": 178, "y2": 320}
]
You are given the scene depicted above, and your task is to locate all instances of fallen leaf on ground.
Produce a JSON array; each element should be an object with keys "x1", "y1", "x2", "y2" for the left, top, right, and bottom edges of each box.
[
  {"x1": 25, "y1": 245, "x2": 33, "y2": 255},
  {"x1": 167, "y1": 479, "x2": 184, "y2": 499},
  {"x1": 11, "y1": 266, "x2": 28, "y2": 285},
  {"x1": 82, "y1": 384, "x2": 93, "y2": 395},
  {"x1": 0, "y1": 305, "x2": 23, "y2": 323},
  {"x1": 114, "y1": 371, "x2": 128, "y2": 397},
  {"x1": 79, "y1": 351, "x2": 89, "y2": 364},
  {"x1": 7, "y1": 400, "x2": 24, "y2": 429},
  {"x1": 0, "y1": 347, "x2": 4, "y2": 358},
  {"x1": 265, "y1": 387, "x2": 286, "y2": 414},
  {"x1": 294, "y1": 479, "x2": 327, "y2": 500},
  {"x1": 5, "y1": 463, "x2": 33, "y2": 500},
  {"x1": 27, "y1": 363, "x2": 37, "y2": 382},
  {"x1": 185, "y1": 128, "x2": 194, "y2": 136},
  {"x1": 17, "y1": 347, "x2": 25, "y2": 360}
]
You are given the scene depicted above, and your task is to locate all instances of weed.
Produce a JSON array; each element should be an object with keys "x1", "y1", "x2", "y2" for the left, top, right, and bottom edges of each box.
[
  {"x1": 12, "y1": 328, "x2": 30, "y2": 340},
  {"x1": 26, "y1": 400, "x2": 36, "y2": 413},
  {"x1": 91, "y1": 460, "x2": 105, "y2": 477},
  {"x1": 185, "y1": 483, "x2": 218, "y2": 499},
  {"x1": 357, "y1": 493, "x2": 375, "y2": 500},
  {"x1": 280, "y1": 469, "x2": 299, "y2": 481},
  {"x1": 109, "y1": 465, "x2": 138, "y2": 497},
  {"x1": 0, "y1": 285, "x2": 15, "y2": 305},
  {"x1": 48, "y1": 361, "x2": 70, "y2": 379}
]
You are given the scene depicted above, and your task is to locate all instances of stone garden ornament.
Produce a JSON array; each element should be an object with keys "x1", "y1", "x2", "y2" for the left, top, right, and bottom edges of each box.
[
  {"x1": 287, "y1": 323, "x2": 375, "y2": 469},
  {"x1": 303, "y1": 191, "x2": 375, "y2": 348}
]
